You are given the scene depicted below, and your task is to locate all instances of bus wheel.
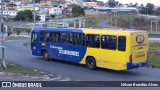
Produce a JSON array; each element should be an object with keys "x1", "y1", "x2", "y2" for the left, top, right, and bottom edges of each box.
[
  {"x1": 86, "y1": 57, "x2": 96, "y2": 70},
  {"x1": 42, "y1": 51, "x2": 49, "y2": 61}
]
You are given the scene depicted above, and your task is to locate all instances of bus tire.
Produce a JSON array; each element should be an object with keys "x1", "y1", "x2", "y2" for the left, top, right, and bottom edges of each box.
[
  {"x1": 42, "y1": 51, "x2": 50, "y2": 61},
  {"x1": 86, "y1": 57, "x2": 96, "y2": 70}
]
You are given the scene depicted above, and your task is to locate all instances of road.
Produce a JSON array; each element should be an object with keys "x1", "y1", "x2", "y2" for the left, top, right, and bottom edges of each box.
[
  {"x1": 149, "y1": 38, "x2": 160, "y2": 42},
  {"x1": 0, "y1": 40, "x2": 160, "y2": 90}
]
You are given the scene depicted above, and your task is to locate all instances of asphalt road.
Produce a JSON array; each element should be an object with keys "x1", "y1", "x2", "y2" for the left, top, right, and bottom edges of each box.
[{"x1": 0, "y1": 40, "x2": 160, "y2": 90}]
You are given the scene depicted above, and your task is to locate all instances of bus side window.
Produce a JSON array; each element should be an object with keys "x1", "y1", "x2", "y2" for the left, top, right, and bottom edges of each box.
[
  {"x1": 118, "y1": 36, "x2": 126, "y2": 51},
  {"x1": 49, "y1": 32, "x2": 53, "y2": 42},
  {"x1": 86, "y1": 34, "x2": 100, "y2": 48},
  {"x1": 68, "y1": 33, "x2": 73, "y2": 45},
  {"x1": 50, "y1": 32, "x2": 60, "y2": 43},
  {"x1": 41, "y1": 32, "x2": 50, "y2": 42},
  {"x1": 101, "y1": 35, "x2": 117, "y2": 50},
  {"x1": 73, "y1": 34, "x2": 85, "y2": 46},
  {"x1": 60, "y1": 33, "x2": 69, "y2": 44}
]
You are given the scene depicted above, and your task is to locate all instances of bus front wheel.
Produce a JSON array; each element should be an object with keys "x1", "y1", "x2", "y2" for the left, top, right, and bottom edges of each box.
[
  {"x1": 42, "y1": 51, "x2": 49, "y2": 61},
  {"x1": 86, "y1": 57, "x2": 96, "y2": 70}
]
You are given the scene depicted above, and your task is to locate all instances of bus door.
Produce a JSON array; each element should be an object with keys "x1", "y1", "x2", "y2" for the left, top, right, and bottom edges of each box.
[
  {"x1": 100, "y1": 35, "x2": 118, "y2": 67},
  {"x1": 40, "y1": 31, "x2": 50, "y2": 53},
  {"x1": 31, "y1": 31, "x2": 40, "y2": 56}
]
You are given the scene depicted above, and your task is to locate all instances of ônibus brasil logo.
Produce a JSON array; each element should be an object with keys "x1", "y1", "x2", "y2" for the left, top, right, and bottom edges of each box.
[{"x1": 136, "y1": 35, "x2": 145, "y2": 44}]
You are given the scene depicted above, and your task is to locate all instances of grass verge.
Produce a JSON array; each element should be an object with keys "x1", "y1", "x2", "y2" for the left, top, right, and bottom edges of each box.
[
  {"x1": 148, "y1": 34, "x2": 160, "y2": 38},
  {"x1": 5, "y1": 36, "x2": 30, "y2": 40},
  {"x1": 148, "y1": 43, "x2": 160, "y2": 67},
  {"x1": 0, "y1": 63, "x2": 40, "y2": 75}
]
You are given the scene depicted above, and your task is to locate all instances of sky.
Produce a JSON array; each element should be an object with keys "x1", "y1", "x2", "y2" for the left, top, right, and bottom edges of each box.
[{"x1": 98, "y1": 0, "x2": 160, "y2": 6}]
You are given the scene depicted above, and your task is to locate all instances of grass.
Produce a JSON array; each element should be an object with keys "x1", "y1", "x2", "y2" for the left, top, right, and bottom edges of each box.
[
  {"x1": 5, "y1": 36, "x2": 30, "y2": 40},
  {"x1": 85, "y1": 20, "x2": 101, "y2": 28},
  {"x1": 0, "y1": 63, "x2": 41, "y2": 75},
  {"x1": 13, "y1": 28, "x2": 31, "y2": 32},
  {"x1": 148, "y1": 34, "x2": 160, "y2": 38},
  {"x1": 148, "y1": 43, "x2": 160, "y2": 67}
]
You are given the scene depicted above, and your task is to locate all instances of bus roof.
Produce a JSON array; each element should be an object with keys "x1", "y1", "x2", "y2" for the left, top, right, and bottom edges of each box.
[
  {"x1": 32, "y1": 27, "x2": 82, "y2": 33},
  {"x1": 32, "y1": 27, "x2": 147, "y2": 35}
]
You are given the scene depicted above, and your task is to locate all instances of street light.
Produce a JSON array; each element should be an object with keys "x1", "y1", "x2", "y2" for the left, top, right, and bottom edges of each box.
[{"x1": 1, "y1": 0, "x2": 7, "y2": 69}]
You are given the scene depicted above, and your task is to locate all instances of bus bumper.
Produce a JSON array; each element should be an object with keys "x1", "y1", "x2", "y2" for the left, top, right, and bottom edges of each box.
[
  {"x1": 32, "y1": 51, "x2": 41, "y2": 56},
  {"x1": 127, "y1": 61, "x2": 147, "y2": 70}
]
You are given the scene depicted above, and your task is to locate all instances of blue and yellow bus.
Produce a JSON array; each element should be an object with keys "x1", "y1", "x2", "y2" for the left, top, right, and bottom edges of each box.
[{"x1": 31, "y1": 28, "x2": 148, "y2": 71}]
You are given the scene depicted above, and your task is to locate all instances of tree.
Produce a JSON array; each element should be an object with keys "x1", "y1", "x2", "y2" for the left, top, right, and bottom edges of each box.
[
  {"x1": 72, "y1": 6, "x2": 85, "y2": 17},
  {"x1": 7, "y1": 31, "x2": 13, "y2": 36},
  {"x1": 16, "y1": 11, "x2": 25, "y2": 20},
  {"x1": 108, "y1": 0, "x2": 116, "y2": 7},
  {"x1": 119, "y1": 3, "x2": 123, "y2": 7},
  {"x1": 155, "y1": 7, "x2": 160, "y2": 16},
  {"x1": 146, "y1": 3, "x2": 154, "y2": 15},
  {"x1": 36, "y1": 15, "x2": 40, "y2": 21},
  {"x1": 4, "y1": 0, "x2": 10, "y2": 2},
  {"x1": 50, "y1": 14, "x2": 55, "y2": 18},
  {"x1": 26, "y1": 29, "x2": 31, "y2": 35},
  {"x1": 139, "y1": 7, "x2": 146, "y2": 14},
  {"x1": 140, "y1": 4, "x2": 144, "y2": 7},
  {"x1": 16, "y1": 30, "x2": 21, "y2": 36},
  {"x1": 115, "y1": 1, "x2": 119, "y2": 6},
  {"x1": 134, "y1": 3, "x2": 138, "y2": 7},
  {"x1": 16, "y1": 10, "x2": 33, "y2": 21},
  {"x1": 34, "y1": 0, "x2": 41, "y2": 3},
  {"x1": 84, "y1": 0, "x2": 92, "y2": 2}
]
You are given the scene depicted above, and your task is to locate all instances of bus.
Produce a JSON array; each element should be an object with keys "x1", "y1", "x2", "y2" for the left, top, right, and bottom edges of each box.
[{"x1": 31, "y1": 28, "x2": 148, "y2": 71}]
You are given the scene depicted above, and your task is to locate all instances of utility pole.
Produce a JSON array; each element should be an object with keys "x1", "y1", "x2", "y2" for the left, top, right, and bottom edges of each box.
[
  {"x1": 116, "y1": 11, "x2": 118, "y2": 28},
  {"x1": 1, "y1": 0, "x2": 7, "y2": 69},
  {"x1": 33, "y1": 0, "x2": 36, "y2": 28}
]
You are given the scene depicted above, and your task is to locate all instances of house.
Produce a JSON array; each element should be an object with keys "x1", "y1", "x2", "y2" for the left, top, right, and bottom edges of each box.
[
  {"x1": 84, "y1": 2, "x2": 97, "y2": 8},
  {"x1": 85, "y1": 7, "x2": 138, "y2": 16},
  {"x1": 94, "y1": 7, "x2": 138, "y2": 15},
  {"x1": 22, "y1": 4, "x2": 35, "y2": 11},
  {"x1": 49, "y1": 7, "x2": 62, "y2": 15},
  {"x1": 46, "y1": 0, "x2": 65, "y2": 6},
  {"x1": 0, "y1": 10, "x2": 18, "y2": 18},
  {"x1": 66, "y1": 0, "x2": 84, "y2": 7},
  {"x1": 39, "y1": 14, "x2": 46, "y2": 22},
  {"x1": 5, "y1": 4, "x2": 17, "y2": 10}
]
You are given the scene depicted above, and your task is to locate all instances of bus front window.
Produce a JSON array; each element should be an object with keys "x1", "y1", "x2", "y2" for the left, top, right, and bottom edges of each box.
[{"x1": 31, "y1": 33, "x2": 38, "y2": 46}]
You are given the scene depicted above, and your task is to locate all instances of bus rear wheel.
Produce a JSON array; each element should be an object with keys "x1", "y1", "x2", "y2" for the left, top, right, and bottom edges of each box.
[
  {"x1": 86, "y1": 57, "x2": 96, "y2": 70},
  {"x1": 42, "y1": 51, "x2": 49, "y2": 61}
]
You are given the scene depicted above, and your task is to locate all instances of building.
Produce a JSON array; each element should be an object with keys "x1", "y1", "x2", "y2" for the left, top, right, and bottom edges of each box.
[
  {"x1": 21, "y1": 4, "x2": 35, "y2": 11},
  {"x1": 46, "y1": 0, "x2": 65, "y2": 5},
  {"x1": 66, "y1": 0, "x2": 84, "y2": 7},
  {"x1": 0, "y1": 10, "x2": 17, "y2": 18},
  {"x1": 84, "y1": 2, "x2": 97, "y2": 8},
  {"x1": 39, "y1": 15, "x2": 46, "y2": 22},
  {"x1": 86, "y1": 7, "x2": 139, "y2": 15},
  {"x1": 49, "y1": 7, "x2": 62, "y2": 15}
]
